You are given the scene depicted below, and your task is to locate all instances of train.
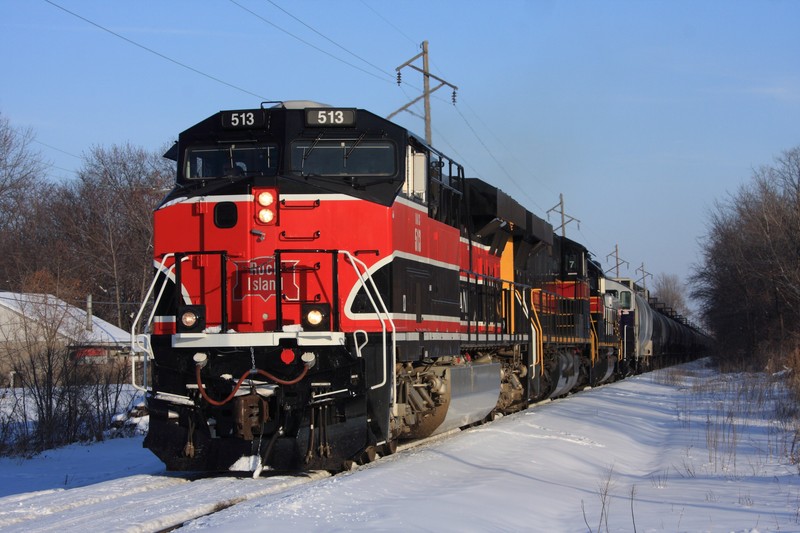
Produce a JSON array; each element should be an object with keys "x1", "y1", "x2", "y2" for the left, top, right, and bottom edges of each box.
[{"x1": 131, "y1": 101, "x2": 711, "y2": 473}]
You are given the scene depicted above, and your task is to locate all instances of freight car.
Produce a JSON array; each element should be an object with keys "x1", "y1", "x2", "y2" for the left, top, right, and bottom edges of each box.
[{"x1": 131, "y1": 101, "x2": 709, "y2": 472}]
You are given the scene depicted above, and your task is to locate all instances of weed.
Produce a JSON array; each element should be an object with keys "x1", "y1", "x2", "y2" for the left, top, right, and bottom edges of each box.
[
  {"x1": 649, "y1": 468, "x2": 669, "y2": 488},
  {"x1": 581, "y1": 465, "x2": 616, "y2": 533},
  {"x1": 738, "y1": 490, "x2": 753, "y2": 507},
  {"x1": 673, "y1": 456, "x2": 696, "y2": 478}
]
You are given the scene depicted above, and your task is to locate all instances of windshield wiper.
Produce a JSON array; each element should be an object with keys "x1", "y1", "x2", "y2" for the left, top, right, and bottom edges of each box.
[
  {"x1": 302, "y1": 133, "x2": 324, "y2": 162},
  {"x1": 343, "y1": 133, "x2": 366, "y2": 166}
]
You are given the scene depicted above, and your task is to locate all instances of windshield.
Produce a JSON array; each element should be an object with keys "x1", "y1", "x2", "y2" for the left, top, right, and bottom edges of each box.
[
  {"x1": 185, "y1": 144, "x2": 278, "y2": 179},
  {"x1": 290, "y1": 139, "x2": 395, "y2": 176}
]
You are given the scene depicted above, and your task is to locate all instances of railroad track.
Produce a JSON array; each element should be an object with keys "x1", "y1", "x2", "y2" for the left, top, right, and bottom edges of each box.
[
  {"x1": 0, "y1": 470, "x2": 330, "y2": 533},
  {"x1": 0, "y1": 394, "x2": 567, "y2": 532}
]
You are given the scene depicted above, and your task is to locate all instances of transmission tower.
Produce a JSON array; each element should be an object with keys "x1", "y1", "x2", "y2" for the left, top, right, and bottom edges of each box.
[
  {"x1": 636, "y1": 262, "x2": 652, "y2": 292},
  {"x1": 546, "y1": 193, "x2": 580, "y2": 238},
  {"x1": 387, "y1": 40, "x2": 458, "y2": 146},
  {"x1": 605, "y1": 244, "x2": 629, "y2": 278}
]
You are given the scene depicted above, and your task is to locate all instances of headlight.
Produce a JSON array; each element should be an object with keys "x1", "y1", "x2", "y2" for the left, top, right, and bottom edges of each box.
[
  {"x1": 306, "y1": 309, "x2": 324, "y2": 326},
  {"x1": 181, "y1": 310, "x2": 198, "y2": 328},
  {"x1": 257, "y1": 191, "x2": 275, "y2": 207},
  {"x1": 254, "y1": 188, "x2": 278, "y2": 225},
  {"x1": 177, "y1": 305, "x2": 205, "y2": 333},
  {"x1": 301, "y1": 303, "x2": 330, "y2": 330},
  {"x1": 257, "y1": 208, "x2": 275, "y2": 224}
]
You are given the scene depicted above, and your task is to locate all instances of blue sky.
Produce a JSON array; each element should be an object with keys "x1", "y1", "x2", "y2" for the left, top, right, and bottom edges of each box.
[{"x1": 2, "y1": 1, "x2": 799, "y2": 293}]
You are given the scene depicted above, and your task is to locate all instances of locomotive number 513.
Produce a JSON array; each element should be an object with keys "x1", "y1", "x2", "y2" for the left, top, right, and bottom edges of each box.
[
  {"x1": 221, "y1": 110, "x2": 265, "y2": 129},
  {"x1": 305, "y1": 108, "x2": 356, "y2": 127}
]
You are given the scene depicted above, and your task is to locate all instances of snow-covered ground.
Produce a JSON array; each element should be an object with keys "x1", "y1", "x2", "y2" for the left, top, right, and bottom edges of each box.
[{"x1": 2, "y1": 359, "x2": 799, "y2": 532}]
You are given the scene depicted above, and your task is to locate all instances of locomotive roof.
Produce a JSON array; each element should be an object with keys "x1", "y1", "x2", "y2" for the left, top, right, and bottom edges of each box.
[{"x1": 466, "y1": 178, "x2": 553, "y2": 246}]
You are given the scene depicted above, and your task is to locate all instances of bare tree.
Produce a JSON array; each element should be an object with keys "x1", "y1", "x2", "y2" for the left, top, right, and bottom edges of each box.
[
  {"x1": 1, "y1": 289, "x2": 86, "y2": 450},
  {"x1": 1, "y1": 273, "x2": 132, "y2": 453},
  {"x1": 48, "y1": 143, "x2": 173, "y2": 329},
  {"x1": 692, "y1": 145, "x2": 800, "y2": 368},
  {"x1": 0, "y1": 112, "x2": 45, "y2": 225},
  {"x1": 652, "y1": 273, "x2": 690, "y2": 319},
  {"x1": 0, "y1": 112, "x2": 47, "y2": 290},
  {"x1": 0, "y1": 112, "x2": 174, "y2": 328}
]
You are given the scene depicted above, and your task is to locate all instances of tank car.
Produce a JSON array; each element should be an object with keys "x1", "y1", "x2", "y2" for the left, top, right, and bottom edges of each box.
[{"x1": 604, "y1": 278, "x2": 710, "y2": 372}]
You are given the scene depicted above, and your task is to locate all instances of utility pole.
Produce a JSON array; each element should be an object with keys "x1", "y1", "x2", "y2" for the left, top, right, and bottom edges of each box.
[
  {"x1": 636, "y1": 262, "x2": 652, "y2": 292},
  {"x1": 546, "y1": 193, "x2": 580, "y2": 238},
  {"x1": 605, "y1": 244, "x2": 629, "y2": 278},
  {"x1": 387, "y1": 40, "x2": 458, "y2": 146},
  {"x1": 86, "y1": 294, "x2": 93, "y2": 332}
]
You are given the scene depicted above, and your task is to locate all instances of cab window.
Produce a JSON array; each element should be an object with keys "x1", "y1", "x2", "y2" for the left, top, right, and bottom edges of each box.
[
  {"x1": 185, "y1": 144, "x2": 278, "y2": 179},
  {"x1": 620, "y1": 290, "x2": 632, "y2": 309},
  {"x1": 290, "y1": 139, "x2": 395, "y2": 176}
]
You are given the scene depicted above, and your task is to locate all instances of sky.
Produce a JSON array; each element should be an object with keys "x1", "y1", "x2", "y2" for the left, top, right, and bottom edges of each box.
[
  {"x1": 2, "y1": 360, "x2": 800, "y2": 531},
  {"x1": 2, "y1": 0, "x2": 799, "y2": 294}
]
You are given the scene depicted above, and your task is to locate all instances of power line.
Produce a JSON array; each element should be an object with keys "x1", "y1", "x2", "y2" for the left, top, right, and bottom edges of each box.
[
  {"x1": 44, "y1": 0, "x2": 271, "y2": 101},
  {"x1": 359, "y1": 0, "x2": 418, "y2": 47},
  {"x1": 229, "y1": 0, "x2": 393, "y2": 84},
  {"x1": 605, "y1": 244, "x2": 630, "y2": 278},
  {"x1": 34, "y1": 140, "x2": 81, "y2": 159},
  {"x1": 452, "y1": 105, "x2": 545, "y2": 214},
  {"x1": 459, "y1": 99, "x2": 554, "y2": 196},
  {"x1": 636, "y1": 263, "x2": 653, "y2": 292},
  {"x1": 265, "y1": 0, "x2": 393, "y2": 80},
  {"x1": 362, "y1": 4, "x2": 548, "y2": 215},
  {"x1": 45, "y1": 162, "x2": 77, "y2": 174}
]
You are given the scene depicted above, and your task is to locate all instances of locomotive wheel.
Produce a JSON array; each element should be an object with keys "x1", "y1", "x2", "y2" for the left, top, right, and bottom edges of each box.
[
  {"x1": 360, "y1": 445, "x2": 378, "y2": 464},
  {"x1": 383, "y1": 439, "x2": 398, "y2": 455}
]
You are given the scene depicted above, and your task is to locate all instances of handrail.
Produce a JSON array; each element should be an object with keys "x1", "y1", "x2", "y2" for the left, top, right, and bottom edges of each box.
[
  {"x1": 529, "y1": 289, "x2": 545, "y2": 377},
  {"x1": 515, "y1": 288, "x2": 543, "y2": 378},
  {"x1": 338, "y1": 250, "x2": 395, "y2": 393},
  {"x1": 130, "y1": 253, "x2": 176, "y2": 391},
  {"x1": 338, "y1": 250, "x2": 396, "y2": 449},
  {"x1": 353, "y1": 329, "x2": 369, "y2": 357}
]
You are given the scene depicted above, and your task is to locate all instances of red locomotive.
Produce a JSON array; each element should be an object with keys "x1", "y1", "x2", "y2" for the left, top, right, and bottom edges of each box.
[{"x1": 132, "y1": 101, "x2": 709, "y2": 472}]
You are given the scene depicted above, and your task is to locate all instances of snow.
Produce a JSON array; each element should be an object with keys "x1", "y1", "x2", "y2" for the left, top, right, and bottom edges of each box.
[
  {"x1": 0, "y1": 292, "x2": 130, "y2": 345},
  {"x1": 2, "y1": 359, "x2": 800, "y2": 532},
  {"x1": 0, "y1": 436, "x2": 163, "y2": 497}
]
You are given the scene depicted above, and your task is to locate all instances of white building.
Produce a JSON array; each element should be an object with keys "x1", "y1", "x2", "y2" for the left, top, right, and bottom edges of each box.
[{"x1": 0, "y1": 292, "x2": 130, "y2": 386}]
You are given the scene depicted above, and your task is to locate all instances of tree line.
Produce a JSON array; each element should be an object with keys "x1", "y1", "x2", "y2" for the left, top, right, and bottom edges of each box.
[
  {"x1": 691, "y1": 146, "x2": 800, "y2": 371},
  {"x1": 0, "y1": 111, "x2": 174, "y2": 453},
  {"x1": 0, "y1": 111, "x2": 174, "y2": 330}
]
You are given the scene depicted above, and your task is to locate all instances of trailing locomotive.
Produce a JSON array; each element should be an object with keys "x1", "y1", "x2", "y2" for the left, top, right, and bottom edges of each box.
[{"x1": 132, "y1": 101, "x2": 710, "y2": 473}]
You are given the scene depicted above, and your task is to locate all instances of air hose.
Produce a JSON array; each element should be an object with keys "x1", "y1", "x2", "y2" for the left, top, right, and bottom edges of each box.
[{"x1": 194, "y1": 362, "x2": 309, "y2": 407}]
